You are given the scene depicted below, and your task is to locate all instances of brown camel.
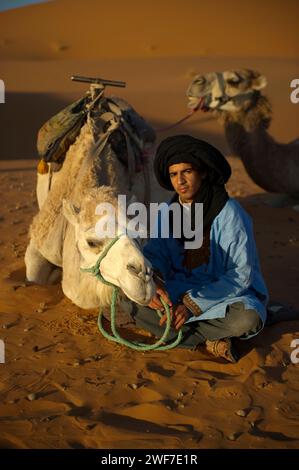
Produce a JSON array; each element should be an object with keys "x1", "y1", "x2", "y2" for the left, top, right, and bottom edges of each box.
[
  {"x1": 187, "y1": 69, "x2": 299, "y2": 323},
  {"x1": 186, "y1": 69, "x2": 299, "y2": 200}
]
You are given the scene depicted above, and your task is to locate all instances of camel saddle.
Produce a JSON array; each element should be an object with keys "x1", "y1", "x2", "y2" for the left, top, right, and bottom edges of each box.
[{"x1": 36, "y1": 94, "x2": 156, "y2": 172}]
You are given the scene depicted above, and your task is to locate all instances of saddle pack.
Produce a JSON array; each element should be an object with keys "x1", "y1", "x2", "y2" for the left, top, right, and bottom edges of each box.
[{"x1": 36, "y1": 92, "x2": 156, "y2": 174}]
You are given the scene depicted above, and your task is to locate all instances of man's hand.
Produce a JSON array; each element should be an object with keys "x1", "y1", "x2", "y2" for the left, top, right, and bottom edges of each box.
[
  {"x1": 160, "y1": 303, "x2": 191, "y2": 330},
  {"x1": 147, "y1": 286, "x2": 172, "y2": 312}
]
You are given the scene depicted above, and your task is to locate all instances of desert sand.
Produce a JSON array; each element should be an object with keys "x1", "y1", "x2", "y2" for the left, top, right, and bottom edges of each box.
[{"x1": 0, "y1": 0, "x2": 299, "y2": 449}]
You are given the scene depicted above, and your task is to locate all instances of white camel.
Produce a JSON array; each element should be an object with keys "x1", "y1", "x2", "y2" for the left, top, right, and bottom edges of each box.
[
  {"x1": 187, "y1": 69, "x2": 299, "y2": 197},
  {"x1": 25, "y1": 94, "x2": 160, "y2": 309}
]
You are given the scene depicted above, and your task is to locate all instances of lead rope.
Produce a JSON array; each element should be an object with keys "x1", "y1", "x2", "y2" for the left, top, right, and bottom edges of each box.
[
  {"x1": 81, "y1": 236, "x2": 183, "y2": 351},
  {"x1": 153, "y1": 106, "x2": 199, "y2": 133}
]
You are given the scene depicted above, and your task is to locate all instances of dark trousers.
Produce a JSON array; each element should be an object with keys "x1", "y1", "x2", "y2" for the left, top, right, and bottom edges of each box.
[{"x1": 132, "y1": 301, "x2": 262, "y2": 349}]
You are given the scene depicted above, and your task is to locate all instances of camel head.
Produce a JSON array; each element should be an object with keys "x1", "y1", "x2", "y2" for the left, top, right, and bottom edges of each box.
[
  {"x1": 187, "y1": 69, "x2": 267, "y2": 113},
  {"x1": 62, "y1": 191, "x2": 155, "y2": 306}
]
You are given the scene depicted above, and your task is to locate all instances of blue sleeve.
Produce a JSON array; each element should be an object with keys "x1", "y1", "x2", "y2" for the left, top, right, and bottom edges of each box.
[{"x1": 185, "y1": 208, "x2": 256, "y2": 313}]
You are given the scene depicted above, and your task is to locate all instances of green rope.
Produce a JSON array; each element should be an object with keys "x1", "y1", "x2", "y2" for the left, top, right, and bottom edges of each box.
[{"x1": 81, "y1": 236, "x2": 182, "y2": 351}]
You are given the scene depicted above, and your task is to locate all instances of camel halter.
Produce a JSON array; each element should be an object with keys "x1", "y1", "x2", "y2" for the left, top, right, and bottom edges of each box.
[
  {"x1": 81, "y1": 236, "x2": 183, "y2": 351},
  {"x1": 213, "y1": 72, "x2": 259, "y2": 109}
]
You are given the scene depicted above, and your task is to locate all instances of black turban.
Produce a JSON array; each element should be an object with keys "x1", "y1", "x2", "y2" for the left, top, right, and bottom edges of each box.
[
  {"x1": 153, "y1": 135, "x2": 232, "y2": 243},
  {"x1": 154, "y1": 134, "x2": 231, "y2": 190}
]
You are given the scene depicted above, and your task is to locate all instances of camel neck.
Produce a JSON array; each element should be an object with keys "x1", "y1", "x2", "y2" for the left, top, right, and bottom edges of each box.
[{"x1": 223, "y1": 105, "x2": 285, "y2": 193}]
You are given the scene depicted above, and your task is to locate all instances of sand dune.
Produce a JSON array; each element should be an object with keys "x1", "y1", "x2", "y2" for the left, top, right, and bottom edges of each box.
[
  {"x1": 0, "y1": 0, "x2": 298, "y2": 61},
  {"x1": 1, "y1": 56, "x2": 299, "y2": 159}
]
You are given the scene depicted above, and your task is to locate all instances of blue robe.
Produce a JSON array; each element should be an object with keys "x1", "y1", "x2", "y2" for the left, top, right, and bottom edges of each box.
[{"x1": 143, "y1": 198, "x2": 268, "y2": 327}]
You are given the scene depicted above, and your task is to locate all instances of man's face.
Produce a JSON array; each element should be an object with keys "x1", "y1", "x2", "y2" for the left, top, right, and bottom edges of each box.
[{"x1": 168, "y1": 163, "x2": 206, "y2": 203}]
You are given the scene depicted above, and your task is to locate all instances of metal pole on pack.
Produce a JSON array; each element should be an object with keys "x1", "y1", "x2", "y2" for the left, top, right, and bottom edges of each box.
[{"x1": 71, "y1": 75, "x2": 126, "y2": 88}]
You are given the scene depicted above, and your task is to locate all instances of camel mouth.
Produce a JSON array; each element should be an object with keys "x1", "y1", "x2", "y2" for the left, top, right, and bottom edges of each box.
[
  {"x1": 188, "y1": 96, "x2": 210, "y2": 112},
  {"x1": 198, "y1": 98, "x2": 211, "y2": 112},
  {"x1": 200, "y1": 102, "x2": 211, "y2": 112},
  {"x1": 120, "y1": 279, "x2": 153, "y2": 306}
]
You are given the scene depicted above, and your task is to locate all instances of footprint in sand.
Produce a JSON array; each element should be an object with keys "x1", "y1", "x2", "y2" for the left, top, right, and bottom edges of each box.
[
  {"x1": 0, "y1": 38, "x2": 12, "y2": 47},
  {"x1": 146, "y1": 361, "x2": 175, "y2": 377},
  {"x1": 144, "y1": 44, "x2": 158, "y2": 53},
  {"x1": 50, "y1": 42, "x2": 70, "y2": 53},
  {"x1": 0, "y1": 312, "x2": 21, "y2": 329}
]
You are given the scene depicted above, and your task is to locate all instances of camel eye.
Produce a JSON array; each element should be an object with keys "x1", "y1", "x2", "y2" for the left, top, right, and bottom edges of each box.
[
  {"x1": 196, "y1": 77, "x2": 206, "y2": 85},
  {"x1": 87, "y1": 239, "x2": 101, "y2": 248},
  {"x1": 227, "y1": 77, "x2": 242, "y2": 86}
]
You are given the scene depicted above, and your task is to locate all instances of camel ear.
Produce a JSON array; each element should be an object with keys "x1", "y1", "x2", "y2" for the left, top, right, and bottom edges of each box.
[
  {"x1": 62, "y1": 199, "x2": 80, "y2": 226},
  {"x1": 252, "y1": 74, "x2": 267, "y2": 91}
]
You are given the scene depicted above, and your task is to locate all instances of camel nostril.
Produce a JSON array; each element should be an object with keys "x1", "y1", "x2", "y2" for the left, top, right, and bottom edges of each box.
[
  {"x1": 127, "y1": 263, "x2": 152, "y2": 282},
  {"x1": 127, "y1": 262, "x2": 142, "y2": 276}
]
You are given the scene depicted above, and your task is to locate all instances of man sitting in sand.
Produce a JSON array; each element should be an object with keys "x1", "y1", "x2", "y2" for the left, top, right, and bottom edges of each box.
[{"x1": 132, "y1": 135, "x2": 268, "y2": 363}]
